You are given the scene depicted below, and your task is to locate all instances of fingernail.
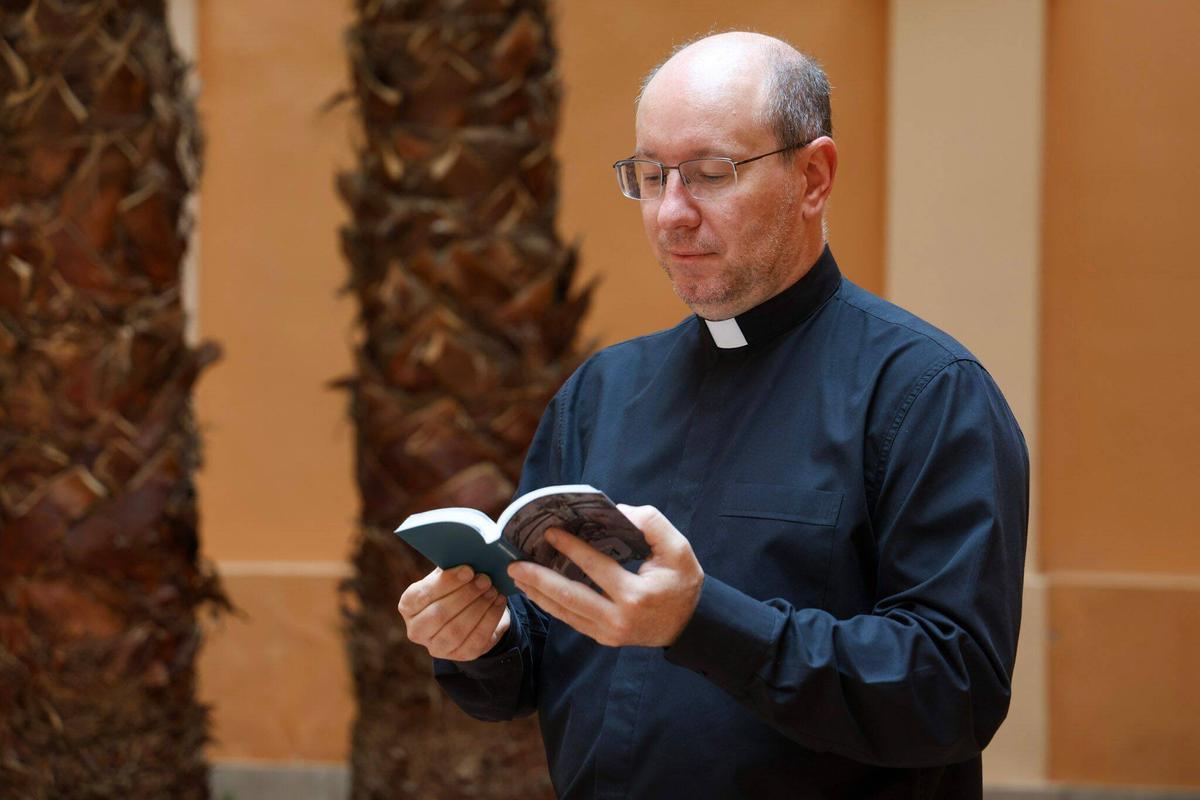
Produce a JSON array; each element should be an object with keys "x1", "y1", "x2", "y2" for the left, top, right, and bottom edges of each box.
[
  {"x1": 485, "y1": 588, "x2": 498, "y2": 600},
  {"x1": 474, "y1": 574, "x2": 491, "y2": 590},
  {"x1": 456, "y1": 567, "x2": 473, "y2": 582}
]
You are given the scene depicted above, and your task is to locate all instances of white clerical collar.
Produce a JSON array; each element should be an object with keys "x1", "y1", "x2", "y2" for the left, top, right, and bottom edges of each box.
[
  {"x1": 694, "y1": 247, "x2": 843, "y2": 351},
  {"x1": 703, "y1": 317, "x2": 749, "y2": 349}
]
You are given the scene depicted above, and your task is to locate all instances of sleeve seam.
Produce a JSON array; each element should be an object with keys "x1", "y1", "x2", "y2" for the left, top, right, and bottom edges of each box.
[
  {"x1": 868, "y1": 355, "x2": 973, "y2": 508},
  {"x1": 553, "y1": 368, "x2": 579, "y2": 481}
]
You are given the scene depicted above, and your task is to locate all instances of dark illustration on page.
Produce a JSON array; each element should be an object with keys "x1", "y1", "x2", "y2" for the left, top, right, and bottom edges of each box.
[{"x1": 503, "y1": 493, "x2": 651, "y2": 584}]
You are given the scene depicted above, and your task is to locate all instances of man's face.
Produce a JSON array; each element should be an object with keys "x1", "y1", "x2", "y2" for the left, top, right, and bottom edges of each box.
[{"x1": 635, "y1": 58, "x2": 807, "y2": 321}]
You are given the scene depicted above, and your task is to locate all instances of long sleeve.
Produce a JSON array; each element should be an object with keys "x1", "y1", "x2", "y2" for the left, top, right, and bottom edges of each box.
[
  {"x1": 664, "y1": 359, "x2": 1029, "y2": 767},
  {"x1": 431, "y1": 387, "x2": 566, "y2": 721}
]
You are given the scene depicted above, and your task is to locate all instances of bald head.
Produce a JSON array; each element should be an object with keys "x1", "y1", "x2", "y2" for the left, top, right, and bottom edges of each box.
[
  {"x1": 638, "y1": 32, "x2": 832, "y2": 154},
  {"x1": 639, "y1": 32, "x2": 789, "y2": 101}
]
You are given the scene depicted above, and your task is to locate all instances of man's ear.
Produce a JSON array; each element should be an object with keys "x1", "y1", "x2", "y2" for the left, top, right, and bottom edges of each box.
[{"x1": 799, "y1": 136, "x2": 837, "y2": 220}]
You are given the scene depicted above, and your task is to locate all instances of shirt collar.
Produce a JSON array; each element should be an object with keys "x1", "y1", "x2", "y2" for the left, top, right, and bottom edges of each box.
[{"x1": 700, "y1": 245, "x2": 842, "y2": 350}]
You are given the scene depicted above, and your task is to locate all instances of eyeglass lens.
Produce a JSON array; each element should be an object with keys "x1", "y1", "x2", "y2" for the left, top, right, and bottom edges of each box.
[{"x1": 616, "y1": 159, "x2": 737, "y2": 200}]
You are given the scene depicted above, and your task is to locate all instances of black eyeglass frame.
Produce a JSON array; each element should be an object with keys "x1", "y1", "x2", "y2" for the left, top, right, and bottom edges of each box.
[{"x1": 612, "y1": 140, "x2": 813, "y2": 201}]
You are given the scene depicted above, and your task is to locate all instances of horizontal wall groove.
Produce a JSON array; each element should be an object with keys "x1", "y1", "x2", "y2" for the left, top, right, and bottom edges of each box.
[
  {"x1": 213, "y1": 560, "x2": 353, "y2": 578},
  {"x1": 1047, "y1": 570, "x2": 1200, "y2": 591}
]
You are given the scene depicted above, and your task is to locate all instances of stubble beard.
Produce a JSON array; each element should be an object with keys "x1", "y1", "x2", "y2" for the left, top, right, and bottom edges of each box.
[{"x1": 660, "y1": 190, "x2": 799, "y2": 320}]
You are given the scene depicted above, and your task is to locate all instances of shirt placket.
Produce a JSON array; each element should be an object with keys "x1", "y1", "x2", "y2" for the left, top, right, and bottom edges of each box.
[{"x1": 593, "y1": 350, "x2": 742, "y2": 799}]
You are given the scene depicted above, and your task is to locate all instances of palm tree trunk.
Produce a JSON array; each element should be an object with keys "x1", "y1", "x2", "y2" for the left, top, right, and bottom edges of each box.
[
  {"x1": 0, "y1": 1, "x2": 224, "y2": 796},
  {"x1": 339, "y1": 1, "x2": 590, "y2": 797}
]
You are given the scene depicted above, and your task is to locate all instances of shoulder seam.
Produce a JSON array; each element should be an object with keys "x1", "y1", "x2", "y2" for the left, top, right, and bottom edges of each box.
[{"x1": 833, "y1": 291, "x2": 961, "y2": 360}]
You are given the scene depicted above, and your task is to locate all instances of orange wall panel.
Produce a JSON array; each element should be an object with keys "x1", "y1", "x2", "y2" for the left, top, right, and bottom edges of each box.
[
  {"x1": 195, "y1": 0, "x2": 358, "y2": 563},
  {"x1": 1043, "y1": 0, "x2": 1200, "y2": 789},
  {"x1": 1041, "y1": 0, "x2": 1200, "y2": 574},
  {"x1": 1049, "y1": 583, "x2": 1200, "y2": 786},
  {"x1": 200, "y1": 574, "x2": 351, "y2": 762}
]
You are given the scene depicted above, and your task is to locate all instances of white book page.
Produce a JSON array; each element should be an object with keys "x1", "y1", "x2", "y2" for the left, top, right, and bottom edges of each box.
[
  {"x1": 395, "y1": 507, "x2": 500, "y2": 543},
  {"x1": 495, "y1": 484, "x2": 600, "y2": 534}
]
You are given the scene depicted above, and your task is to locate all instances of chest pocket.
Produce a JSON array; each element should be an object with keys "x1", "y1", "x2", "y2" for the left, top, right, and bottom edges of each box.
[
  {"x1": 713, "y1": 482, "x2": 844, "y2": 609},
  {"x1": 719, "y1": 482, "x2": 843, "y2": 526}
]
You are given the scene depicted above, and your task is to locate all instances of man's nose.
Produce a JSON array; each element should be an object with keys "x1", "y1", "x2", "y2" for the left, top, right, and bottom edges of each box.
[{"x1": 656, "y1": 170, "x2": 701, "y2": 229}]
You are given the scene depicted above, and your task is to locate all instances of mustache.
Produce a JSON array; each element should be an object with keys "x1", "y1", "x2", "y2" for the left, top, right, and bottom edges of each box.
[{"x1": 658, "y1": 235, "x2": 720, "y2": 252}]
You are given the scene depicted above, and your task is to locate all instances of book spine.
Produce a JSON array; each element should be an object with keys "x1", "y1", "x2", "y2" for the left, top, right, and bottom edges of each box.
[{"x1": 496, "y1": 539, "x2": 524, "y2": 562}]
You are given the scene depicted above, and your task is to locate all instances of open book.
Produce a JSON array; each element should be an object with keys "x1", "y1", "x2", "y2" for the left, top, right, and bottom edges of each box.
[{"x1": 394, "y1": 485, "x2": 650, "y2": 596}]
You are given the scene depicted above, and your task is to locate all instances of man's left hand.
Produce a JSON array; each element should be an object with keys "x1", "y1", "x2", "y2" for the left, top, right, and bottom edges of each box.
[{"x1": 508, "y1": 504, "x2": 704, "y2": 648}]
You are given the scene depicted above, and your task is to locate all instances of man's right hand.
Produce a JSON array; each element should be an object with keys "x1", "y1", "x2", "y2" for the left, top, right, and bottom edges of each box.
[{"x1": 398, "y1": 566, "x2": 511, "y2": 662}]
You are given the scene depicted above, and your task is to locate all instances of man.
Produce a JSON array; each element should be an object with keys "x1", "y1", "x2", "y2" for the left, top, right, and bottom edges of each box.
[{"x1": 398, "y1": 31, "x2": 1028, "y2": 800}]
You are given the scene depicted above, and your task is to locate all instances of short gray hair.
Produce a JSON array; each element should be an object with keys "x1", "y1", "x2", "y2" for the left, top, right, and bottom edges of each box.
[{"x1": 760, "y1": 46, "x2": 832, "y2": 159}]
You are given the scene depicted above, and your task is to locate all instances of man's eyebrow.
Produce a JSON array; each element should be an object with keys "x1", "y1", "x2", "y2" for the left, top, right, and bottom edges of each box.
[{"x1": 632, "y1": 145, "x2": 739, "y2": 162}]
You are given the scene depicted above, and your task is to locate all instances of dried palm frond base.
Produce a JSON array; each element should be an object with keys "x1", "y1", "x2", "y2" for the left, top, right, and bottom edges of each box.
[
  {"x1": 0, "y1": 345, "x2": 226, "y2": 797},
  {"x1": 340, "y1": 1, "x2": 588, "y2": 797},
  {"x1": 1, "y1": 1, "x2": 225, "y2": 796},
  {"x1": 0, "y1": 638, "x2": 212, "y2": 798}
]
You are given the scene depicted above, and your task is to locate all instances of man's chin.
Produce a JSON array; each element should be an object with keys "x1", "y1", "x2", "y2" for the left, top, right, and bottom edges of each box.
[
  {"x1": 675, "y1": 289, "x2": 742, "y2": 321},
  {"x1": 664, "y1": 269, "x2": 747, "y2": 319}
]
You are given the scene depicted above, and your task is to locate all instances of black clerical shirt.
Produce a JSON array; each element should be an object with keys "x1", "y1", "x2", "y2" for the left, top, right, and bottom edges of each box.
[{"x1": 434, "y1": 247, "x2": 1029, "y2": 800}]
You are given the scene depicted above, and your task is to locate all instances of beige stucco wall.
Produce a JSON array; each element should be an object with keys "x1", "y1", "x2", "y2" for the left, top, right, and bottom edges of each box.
[{"x1": 886, "y1": 0, "x2": 1046, "y2": 785}]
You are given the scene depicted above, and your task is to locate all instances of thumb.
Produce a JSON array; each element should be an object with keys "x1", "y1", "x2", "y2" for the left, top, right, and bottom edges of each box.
[{"x1": 616, "y1": 503, "x2": 682, "y2": 553}]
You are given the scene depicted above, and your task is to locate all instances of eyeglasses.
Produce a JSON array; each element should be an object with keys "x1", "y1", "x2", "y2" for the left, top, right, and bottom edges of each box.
[{"x1": 612, "y1": 142, "x2": 810, "y2": 201}]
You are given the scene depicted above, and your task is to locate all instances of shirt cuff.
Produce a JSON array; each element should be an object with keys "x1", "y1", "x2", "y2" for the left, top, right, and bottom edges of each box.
[{"x1": 664, "y1": 575, "x2": 783, "y2": 691}]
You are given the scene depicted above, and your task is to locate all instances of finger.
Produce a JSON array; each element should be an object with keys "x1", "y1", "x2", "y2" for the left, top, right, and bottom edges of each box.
[
  {"x1": 427, "y1": 584, "x2": 500, "y2": 657},
  {"x1": 543, "y1": 528, "x2": 631, "y2": 598},
  {"x1": 507, "y1": 559, "x2": 566, "y2": 596},
  {"x1": 615, "y1": 503, "x2": 655, "y2": 526},
  {"x1": 406, "y1": 573, "x2": 492, "y2": 644},
  {"x1": 509, "y1": 558, "x2": 602, "y2": 612},
  {"x1": 403, "y1": 566, "x2": 477, "y2": 628},
  {"x1": 445, "y1": 595, "x2": 509, "y2": 661},
  {"x1": 428, "y1": 585, "x2": 497, "y2": 655},
  {"x1": 399, "y1": 565, "x2": 474, "y2": 619},
  {"x1": 510, "y1": 564, "x2": 615, "y2": 637},
  {"x1": 515, "y1": 576, "x2": 615, "y2": 645}
]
